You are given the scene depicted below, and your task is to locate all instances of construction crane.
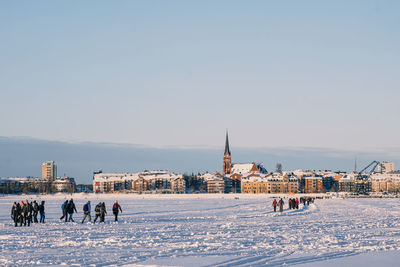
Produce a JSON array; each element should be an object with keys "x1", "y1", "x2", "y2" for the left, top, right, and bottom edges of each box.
[
  {"x1": 354, "y1": 161, "x2": 381, "y2": 194},
  {"x1": 357, "y1": 160, "x2": 381, "y2": 178}
]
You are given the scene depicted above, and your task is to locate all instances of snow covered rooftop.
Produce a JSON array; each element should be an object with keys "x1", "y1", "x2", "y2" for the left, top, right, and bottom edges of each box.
[
  {"x1": 231, "y1": 163, "x2": 260, "y2": 175},
  {"x1": 0, "y1": 177, "x2": 42, "y2": 182},
  {"x1": 370, "y1": 173, "x2": 400, "y2": 181},
  {"x1": 93, "y1": 170, "x2": 182, "y2": 183}
]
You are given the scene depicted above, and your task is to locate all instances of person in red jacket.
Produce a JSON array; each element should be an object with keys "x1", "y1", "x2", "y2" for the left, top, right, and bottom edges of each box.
[
  {"x1": 112, "y1": 201, "x2": 122, "y2": 222},
  {"x1": 272, "y1": 199, "x2": 277, "y2": 212}
]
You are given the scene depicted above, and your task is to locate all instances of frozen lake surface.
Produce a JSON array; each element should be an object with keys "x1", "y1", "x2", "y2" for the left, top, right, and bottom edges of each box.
[{"x1": 1, "y1": 194, "x2": 400, "y2": 266}]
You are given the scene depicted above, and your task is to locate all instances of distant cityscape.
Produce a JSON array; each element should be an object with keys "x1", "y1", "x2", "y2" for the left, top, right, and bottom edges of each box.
[{"x1": 1, "y1": 132, "x2": 399, "y2": 195}]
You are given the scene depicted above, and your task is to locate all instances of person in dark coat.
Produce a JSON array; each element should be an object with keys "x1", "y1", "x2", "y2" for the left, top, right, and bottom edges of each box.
[
  {"x1": 93, "y1": 202, "x2": 102, "y2": 223},
  {"x1": 81, "y1": 201, "x2": 91, "y2": 223},
  {"x1": 26, "y1": 201, "x2": 33, "y2": 226},
  {"x1": 21, "y1": 201, "x2": 30, "y2": 226},
  {"x1": 100, "y1": 202, "x2": 107, "y2": 223},
  {"x1": 66, "y1": 199, "x2": 77, "y2": 222},
  {"x1": 272, "y1": 199, "x2": 277, "y2": 212},
  {"x1": 278, "y1": 198, "x2": 284, "y2": 213},
  {"x1": 19, "y1": 201, "x2": 25, "y2": 226},
  {"x1": 60, "y1": 200, "x2": 68, "y2": 221},
  {"x1": 39, "y1": 201, "x2": 45, "y2": 223},
  {"x1": 11, "y1": 202, "x2": 20, "y2": 227},
  {"x1": 32, "y1": 201, "x2": 39, "y2": 223},
  {"x1": 112, "y1": 201, "x2": 122, "y2": 222}
]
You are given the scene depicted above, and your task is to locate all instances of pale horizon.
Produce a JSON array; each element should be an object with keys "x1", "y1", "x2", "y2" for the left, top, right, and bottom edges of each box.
[{"x1": 1, "y1": 135, "x2": 399, "y2": 184}]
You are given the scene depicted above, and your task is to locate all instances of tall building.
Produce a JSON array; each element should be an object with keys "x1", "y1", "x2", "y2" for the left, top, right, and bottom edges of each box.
[
  {"x1": 222, "y1": 132, "x2": 232, "y2": 174},
  {"x1": 42, "y1": 161, "x2": 57, "y2": 180},
  {"x1": 377, "y1": 162, "x2": 395, "y2": 173},
  {"x1": 304, "y1": 176, "x2": 323, "y2": 193}
]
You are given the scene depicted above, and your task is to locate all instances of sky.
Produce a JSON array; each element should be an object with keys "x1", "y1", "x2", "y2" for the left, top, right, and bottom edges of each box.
[{"x1": 1, "y1": 1, "x2": 400, "y2": 169}]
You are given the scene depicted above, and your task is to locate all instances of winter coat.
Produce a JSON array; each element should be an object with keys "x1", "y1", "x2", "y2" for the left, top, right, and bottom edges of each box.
[
  {"x1": 83, "y1": 202, "x2": 91, "y2": 214},
  {"x1": 27, "y1": 203, "x2": 33, "y2": 218},
  {"x1": 32, "y1": 202, "x2": 39, "y2": 214},
  {"x1": 95, "y1": 204, "x2": 102, "y2": 215},
  {"x1": 11, "y1": 204, "x2": 19, "y2": 219},
  {"x1": 39, "y1": 203, "x2": 45, "y2": 214},
  {"x1": 67, "y1": 201, "x2": 77, "y2": 214},
  {"x1": 101, "y1": 204, "x2": 107, "y2": 215},
  {"x1": 112, "y1": 203, "x2": 122, "y2": 214},
  {"x1": 20, "y1": 204, "x2": 28, "y2": 217}
]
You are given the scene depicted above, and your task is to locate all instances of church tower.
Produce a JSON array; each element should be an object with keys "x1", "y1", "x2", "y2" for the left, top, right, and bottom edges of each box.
[{"x1": 223, "y1": 131, "x2": 232, "y2": 174}]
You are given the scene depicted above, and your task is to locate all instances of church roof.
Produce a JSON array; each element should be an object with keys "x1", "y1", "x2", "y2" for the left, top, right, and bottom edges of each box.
[
  {"x1": 224, "y1": 131, "x2": 231, "y2": 155},
  {"x1": 231, "y1": 163, "x2": 257, "y2": 174}
]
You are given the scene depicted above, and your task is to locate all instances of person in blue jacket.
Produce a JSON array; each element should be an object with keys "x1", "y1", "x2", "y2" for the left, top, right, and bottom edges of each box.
[{"x1": 60, "y1": 200, "x2": 68, "y2": 221}]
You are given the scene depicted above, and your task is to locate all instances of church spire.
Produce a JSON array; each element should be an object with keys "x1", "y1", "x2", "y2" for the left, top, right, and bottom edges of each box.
[
  {"x1": 223, "y1": 131, "x2": 232, "y2": 175},
  {"x1": 224, "y1": 131, "x2": 231, "y2": 155}
]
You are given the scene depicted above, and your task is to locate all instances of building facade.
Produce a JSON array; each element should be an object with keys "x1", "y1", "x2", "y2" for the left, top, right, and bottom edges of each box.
[
  {"x1": 93, "y1": 170, "x2": 184, "y2": 194},
  {"x1": 377, "y1": 162, "x2": 395, "y2": 174},
  {"x1": 370, "y1": 173, "x2": 400, "y2": 193},
  {"x1": 304, "y1": 176, "x2": 323, "y2": 193},
  {"x1": 241, "y1": 173, "x2": 299, "y2": 194},
  {"x1": 42, "y1": 161, "x2": 57, "y2": 181},
  {"x1": 207, "y1": 178, "x2": 225, "y2": 193}
]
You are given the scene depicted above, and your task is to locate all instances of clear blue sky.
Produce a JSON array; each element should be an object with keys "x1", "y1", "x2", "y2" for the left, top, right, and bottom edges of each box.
[{"x1": 1, "y1": 1, "x2": 399, "y2": 151}]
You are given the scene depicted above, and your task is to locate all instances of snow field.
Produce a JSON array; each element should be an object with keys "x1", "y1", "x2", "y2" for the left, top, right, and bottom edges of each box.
[{"x1": 0, "y1": 194, "x2": 400, "y2": 266}]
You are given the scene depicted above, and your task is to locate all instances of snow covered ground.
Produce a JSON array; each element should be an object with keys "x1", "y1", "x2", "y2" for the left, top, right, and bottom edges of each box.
[{"x1": 1, "y1": 193, "x2": 400, "y2": 266}]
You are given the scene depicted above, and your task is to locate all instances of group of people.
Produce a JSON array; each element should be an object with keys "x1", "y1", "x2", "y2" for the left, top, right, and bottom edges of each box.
[
  {"x1": 272, "y1": 198, "x2": 285, "y2": 212},
  {"x1": 300, "y1": 196, "x2": 315, "y2": 205},
  {"x1": 59, "y1": 199, "x2": 123, "y2": 223},
  {"x1": 60, "y1": 199, "x2": 122, "y2": 223},
  {"x1": 10, "y1": 199, "x2": 123, "y2": 226},
  {"x1": 272, "y1": 196, "x2": 315, "y2": 213},
  {"x1": 11, "y1": 200, "x2": 45, "y2": 227},
  {"x1": 288, "y1": 198, "x2": 299, "y2": 209},
  {"x1": 60, "y1": 199, "x2": 77, "y2": 222}
]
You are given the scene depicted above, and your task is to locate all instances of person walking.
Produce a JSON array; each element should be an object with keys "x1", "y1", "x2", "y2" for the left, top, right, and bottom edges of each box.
[
  {"x1": 93, "y1": 202, "x2": 102, "y2": 223},
  {"x1": 32, "y1": 201, "x2": 39, "y2": 223},
  {"x1": 272, "y1": 199, "x2": 277, "y2": 212},
  {"x1": 278, "y1": 198, "x2": 284, "y2": 213},
  {"x1": 39, "y1": 201, "x2": 45, "y2": 223},
  {"x1": 66, "y1": 199, "x2": 77, "y2": 222},
  {"x1": 26, "y1": 201, "x2": 32, "y2": 226},
  {"x1": 11, "y1": 202, "x2": 20, "y2": 227},
  {"x1": 100, "y1": 202, "x2": 107, "y2": 223},
  {"x1": 60, "y1": 200, "x2": 68, "y2": 221},
  {"x1": 296, "y1": 198, "x2": 299, "y2": 209},
  {"x1": 82, "y1": 201, "x2": 91, "y2": 223},
  {"x1": 19, "y1": 201, "x2": 25, "y2": 226},
  {"x1": 112, "y1": 201, "x2": 122, "y2": 222}
]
